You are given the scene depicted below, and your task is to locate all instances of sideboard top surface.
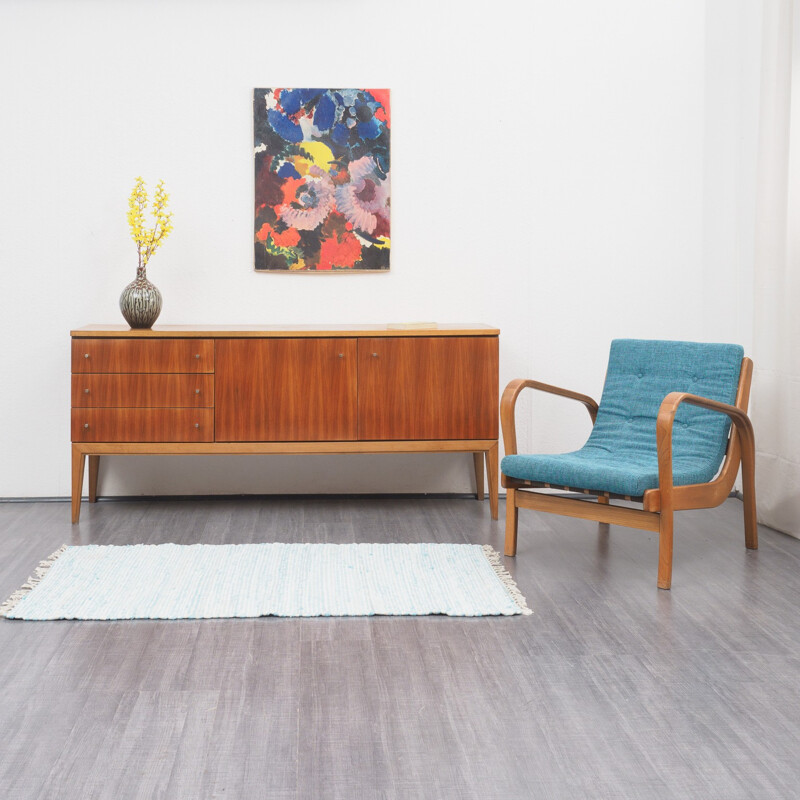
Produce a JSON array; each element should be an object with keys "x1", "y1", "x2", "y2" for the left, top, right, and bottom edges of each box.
[{"x1": 72, "y1": 324, "x2": 500, "y2": 338}]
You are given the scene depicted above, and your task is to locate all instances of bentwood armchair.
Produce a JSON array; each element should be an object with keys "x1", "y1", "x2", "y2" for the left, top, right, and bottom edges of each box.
[{"x1": 500, "y1": 340, "x2": 757, "y2": 589}]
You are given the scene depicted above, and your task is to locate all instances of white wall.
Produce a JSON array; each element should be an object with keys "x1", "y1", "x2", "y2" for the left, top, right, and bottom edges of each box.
[
  {"x1": 703, "y1": 0, "x2": 762, "y2": 350},
  {"x1": 0, "y1": 0, "x2": 756, "y2": 498}
]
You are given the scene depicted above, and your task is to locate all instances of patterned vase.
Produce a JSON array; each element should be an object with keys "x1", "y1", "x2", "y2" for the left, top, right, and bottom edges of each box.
[{"x1": 119, "y1": 266, "x2": 163, "y2": 329}]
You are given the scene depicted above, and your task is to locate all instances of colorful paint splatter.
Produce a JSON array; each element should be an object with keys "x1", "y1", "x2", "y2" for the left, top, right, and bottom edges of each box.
[{"x1": 254, "y1": 89, "x2": 390, "y2": 272}]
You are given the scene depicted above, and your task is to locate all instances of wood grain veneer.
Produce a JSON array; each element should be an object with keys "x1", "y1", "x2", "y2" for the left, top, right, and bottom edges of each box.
[
  {"x1": 71, "y1": 374, "x2": 214, "y2": 408},
  {"x1": 215, "y1": 338, "x2": 358, "y2": 442},
  {"x1": 71, "y1": 408, "x2": 214, "y2": 442},
  {"x1": 71, "y1": 339, "x2": 214, "y2": 373},
  {"x1": 357, "y1": 337, "x2": 499, "y2": 440}
]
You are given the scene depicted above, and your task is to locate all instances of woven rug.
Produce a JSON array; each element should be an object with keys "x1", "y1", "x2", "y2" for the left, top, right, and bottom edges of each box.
[{"x1": 0, "y1": 543, "x2": 531, "y2": 620}]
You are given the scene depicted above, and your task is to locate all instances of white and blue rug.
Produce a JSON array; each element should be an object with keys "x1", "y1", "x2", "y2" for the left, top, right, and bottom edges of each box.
[{"x1": 0, "y1": 543, "x2": 531, "y2": 620}]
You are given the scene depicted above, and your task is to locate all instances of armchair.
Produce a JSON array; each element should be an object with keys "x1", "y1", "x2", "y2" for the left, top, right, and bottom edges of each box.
[{"x1": 501, "y1": 339, "x2": 757, "y2": 589}]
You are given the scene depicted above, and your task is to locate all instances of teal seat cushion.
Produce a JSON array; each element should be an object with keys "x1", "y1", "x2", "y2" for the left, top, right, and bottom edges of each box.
[{"x1": 501, "y1": 339, "x2": 744, "y2": 497}]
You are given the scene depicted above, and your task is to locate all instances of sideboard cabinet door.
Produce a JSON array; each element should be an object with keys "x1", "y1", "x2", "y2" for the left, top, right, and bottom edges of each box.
[
  {"x1": 215, "y1": 339, "x2": 358, "y2": 442},
  {"x1": 358, "y1": 337, "x2": 499, "y2": 440}
]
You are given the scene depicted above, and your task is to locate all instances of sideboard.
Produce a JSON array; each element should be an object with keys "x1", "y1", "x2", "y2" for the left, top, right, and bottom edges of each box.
[{"x1": 70, "y1": 324, "x2": 500, "y2": 523}]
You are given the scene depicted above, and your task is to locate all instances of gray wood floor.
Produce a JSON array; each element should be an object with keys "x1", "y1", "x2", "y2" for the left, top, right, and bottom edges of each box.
[{"x1": 1, "y1": 496, "x2": 799, "y2": 799}]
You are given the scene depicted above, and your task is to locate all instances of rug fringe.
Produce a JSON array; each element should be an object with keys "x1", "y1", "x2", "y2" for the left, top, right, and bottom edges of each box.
[
  {"x1": 0, "y1": 544, "x2": 69, "y2": 617},
  {"x1": 482, "y1": 545, "x2": 533, "y2": 615}
]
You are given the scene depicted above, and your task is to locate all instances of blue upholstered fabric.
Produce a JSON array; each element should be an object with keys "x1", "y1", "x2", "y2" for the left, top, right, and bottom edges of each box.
[{"x1": 501, "y1": 340, "x2": 744, "y2": 497}]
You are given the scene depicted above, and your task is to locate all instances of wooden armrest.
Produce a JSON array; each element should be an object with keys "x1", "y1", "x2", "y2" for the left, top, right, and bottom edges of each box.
[
  {"x1": 501, "y1": 379, "x2": 599, "y2": 456},
  {"x1": 655, "y1": 391, "x2": 755, "y2": 500}
]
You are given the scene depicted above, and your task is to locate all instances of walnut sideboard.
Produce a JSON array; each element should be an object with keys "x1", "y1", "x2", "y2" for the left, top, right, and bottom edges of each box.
[{"x1": 70, "y1": 324, "x2": 500, "y2": 523}]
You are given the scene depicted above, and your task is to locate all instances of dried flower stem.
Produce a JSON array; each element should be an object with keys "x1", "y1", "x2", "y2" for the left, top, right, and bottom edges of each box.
[{"x1": 127, "y1": 177, "x2": 173, "y2": 270}]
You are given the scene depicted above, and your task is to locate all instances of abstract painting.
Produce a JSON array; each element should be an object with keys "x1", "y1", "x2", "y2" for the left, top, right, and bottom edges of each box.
[{"x1": 254, "y1": 88, "x2": 390, "y2": 272}]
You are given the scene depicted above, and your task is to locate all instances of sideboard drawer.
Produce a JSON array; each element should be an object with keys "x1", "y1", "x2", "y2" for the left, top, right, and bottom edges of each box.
[
  {"x1": 72, "y1": 374, "x2": 214, "y2": 408},
  {"x1": 71, "y1": 408, "x2": 214, "y2": 442},
  {"x1": 71, "y1": 339, "x2": 214, "y2": 373}
]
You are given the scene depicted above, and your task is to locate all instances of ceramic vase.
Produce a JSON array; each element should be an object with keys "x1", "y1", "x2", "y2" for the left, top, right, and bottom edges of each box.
[{"x1": 119, "y1": 266, "x2": 163, "y2": 329}]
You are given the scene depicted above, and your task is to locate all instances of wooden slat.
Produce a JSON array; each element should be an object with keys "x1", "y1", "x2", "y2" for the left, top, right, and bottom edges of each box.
[
  {"x1": 514, "y1": 490, "x2": 661, "y2": 532},
  {"x1": 71, "y1": 374, "x2": 214, "y2": 407},
  {"x1": 71, "y1": 409, "x2": 214, "y2": 442},
  {"x1": 71, "y1": 439, "x2": 498, "y2": 455},
  {"x1": 502, "y1": 475, "x2": 641, "y2": 501},
  {"x1": 71, "y1": 339, "x2": 214, "y2": 373}
]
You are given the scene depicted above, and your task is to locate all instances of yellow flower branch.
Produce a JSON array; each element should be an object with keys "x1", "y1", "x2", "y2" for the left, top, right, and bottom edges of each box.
[{"x1": 127, "y1": 177, "x2": 173, "y2": 269}]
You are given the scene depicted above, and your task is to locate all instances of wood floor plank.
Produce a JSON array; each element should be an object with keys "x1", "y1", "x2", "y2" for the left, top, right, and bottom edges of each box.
[
  {"x1": 0, "y1": 691, "x2": 96, "y2": 800},
  {"x1": 40, "y1": 621, "x2": 201, "y2": 692},
  {"x1": 371, "y1": 618, "x2": 536, "y2": 798},
  {"x1": 297, "y1": 638, "x2": 394, "y2": 799},
  {"x1": 33, "y1": 691, "x2": 127, "y2": 800},
  {"x1": 176, "y1": 621, "x2": 301, "y2": 799},
  {"x1": 50, "y1": 691, "x2": 210, "y2": 800}
]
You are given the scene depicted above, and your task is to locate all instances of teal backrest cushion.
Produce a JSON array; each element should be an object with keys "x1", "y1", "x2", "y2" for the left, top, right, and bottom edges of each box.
[{"x1": 589, "y1": 339, "x2": 744, "y2": 477}]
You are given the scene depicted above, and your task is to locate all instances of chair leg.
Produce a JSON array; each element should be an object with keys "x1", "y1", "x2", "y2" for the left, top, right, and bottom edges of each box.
[
  {"x1": 657, "y1": 508, "x2": 674, "y2": 590},
  {"x1": 743, "y1": 494, "x2": 758, "y2": 550},
  {"x1": 739, "y1": 427, "x2": 758, "y2": 550},
  {"x1": 597, "y1": 495, "x2": 610, "y2": 533},
  {"x1": 504, "y1": 488, "x2": 519, "y2": 556}
]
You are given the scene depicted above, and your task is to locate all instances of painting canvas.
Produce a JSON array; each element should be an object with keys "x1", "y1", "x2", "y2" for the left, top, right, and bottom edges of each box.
[{"x1": 254, "y1": 88, "x2": 390, "y2": 272}]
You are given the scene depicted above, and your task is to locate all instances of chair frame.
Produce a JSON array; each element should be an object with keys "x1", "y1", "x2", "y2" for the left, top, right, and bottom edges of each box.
[{"x1": 501, "y1": 358, "x2": 757, "y2": 589}]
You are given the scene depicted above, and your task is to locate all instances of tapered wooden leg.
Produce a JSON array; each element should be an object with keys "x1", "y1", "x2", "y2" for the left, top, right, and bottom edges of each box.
[
  {"x1": 88, "y1": 456, "x2": 100, "y2": 503},
  {"x1": 657, "y1": 509, "x2": 673, "y2": 590},
  {"x1": 486, "y1": 443, "x2": 499, "y2": 520},
  {"x1": 71, "y1": 446, "x2": 86, "y2": 524},
  {"x1": 742, "y1": 491, "x2": 758, "y2": 550},
  {"x1": 739, "y1": 423, "x2": 758, "y2": 550},
  {"x1": 504, "y1": 487, "x2": 518, "y2": 556},
  {"x1": 473, "y1": 452, "x2": 485, "y2": 501}
]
